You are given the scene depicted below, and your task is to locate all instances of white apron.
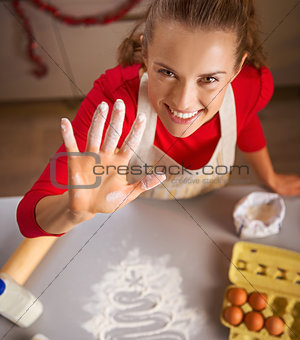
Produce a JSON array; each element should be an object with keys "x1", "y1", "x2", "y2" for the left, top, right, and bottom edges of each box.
[{"x1": 127, "y1": 72, "x2": 237, "y2": 200}]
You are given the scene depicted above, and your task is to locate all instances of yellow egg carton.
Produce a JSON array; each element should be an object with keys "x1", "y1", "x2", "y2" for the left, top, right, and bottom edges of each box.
[{"x1": 220, "y1": 242, "x2": 300, "y2": 340}]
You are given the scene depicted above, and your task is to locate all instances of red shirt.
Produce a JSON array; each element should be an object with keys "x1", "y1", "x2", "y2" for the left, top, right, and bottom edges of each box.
[{"x1": 17, "y1": 62, "x2": 274, "y2": 238}]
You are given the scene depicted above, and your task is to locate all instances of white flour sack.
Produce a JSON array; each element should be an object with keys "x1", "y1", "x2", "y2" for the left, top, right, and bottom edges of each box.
[
  {"x1": 81, "y1": 249, "x2": 205, "y2": 339},
  {"x1": 233, "y1": 191, "x2": 286, "y2": 239}
]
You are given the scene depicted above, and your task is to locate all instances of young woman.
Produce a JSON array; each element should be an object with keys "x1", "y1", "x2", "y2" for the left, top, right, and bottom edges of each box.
[{"x1": 17, "y1": 0, "x2": 300, "y2": 238}]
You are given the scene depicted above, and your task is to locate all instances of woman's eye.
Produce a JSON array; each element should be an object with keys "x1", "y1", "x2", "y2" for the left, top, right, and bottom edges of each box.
[
  {"x1": 201, "y1": 77, "x2": 217, "y2": 84},
  {"x1": 158, "y1": 69, "x2": 175, "y2": 78},
  {"x1": 157, "y1": 70, "x2": 217, "y2": 84}
]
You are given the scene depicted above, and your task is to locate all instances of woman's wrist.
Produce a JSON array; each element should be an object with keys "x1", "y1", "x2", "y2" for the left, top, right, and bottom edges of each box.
[
  {"x1": 66, "y1": 205, "x2": 95, "y2": 225},
  {"x1": 242, "y1": 147, "x2": 277, "y2": 191},
  {"x1": 35, "y1": 191, "x2": 95, "y2": 235},
  {"x1": 263, "y1": 171, "x2": 277, "y2": 191}
]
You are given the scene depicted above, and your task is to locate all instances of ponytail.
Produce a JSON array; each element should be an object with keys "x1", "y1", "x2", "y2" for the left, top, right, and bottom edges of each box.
[
  {"x1": 242, "y1": 0, "x2": 269, "y2": 69},
  {"x1": 117, "y1": 6, "x2": 150, "y2": 68}
]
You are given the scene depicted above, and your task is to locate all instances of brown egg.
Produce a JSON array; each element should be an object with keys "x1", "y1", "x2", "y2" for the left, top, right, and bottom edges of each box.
[
  {"x1": 226, "y1": 287, "x2": 248, "y2": 306},
  {"x1": 223, "y1": 306, "x2": 244, "y2": 326},
  {"x1": 265, "y1": 316, "x2": 285, "y2": 336},
  {"x1": 244, "y1": 311, "x2": 264, "y2": 331},
  {"x1": 248, "y1": 291, "x2": 268, "y2": 311}
]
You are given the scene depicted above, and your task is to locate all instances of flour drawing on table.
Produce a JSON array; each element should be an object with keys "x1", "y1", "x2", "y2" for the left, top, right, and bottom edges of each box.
[{"x1": 82, "y1": 249, "x2": 205, "y2": 339}]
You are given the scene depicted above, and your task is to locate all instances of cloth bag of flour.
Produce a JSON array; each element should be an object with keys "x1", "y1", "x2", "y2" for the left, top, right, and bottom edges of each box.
[{"x1": 233, "y1": 192, "x2": 286, "y2": 239}]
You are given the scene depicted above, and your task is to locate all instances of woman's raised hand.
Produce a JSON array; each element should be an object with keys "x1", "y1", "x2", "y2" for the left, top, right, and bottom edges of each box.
[{"x1": 60, "y1": 99, "x2": 166, "y2": 217}]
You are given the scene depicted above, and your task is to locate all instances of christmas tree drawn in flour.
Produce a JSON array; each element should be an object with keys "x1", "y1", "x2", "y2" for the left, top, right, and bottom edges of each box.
[{"x1": 82, "y1": 249, "x2": 204, "y2": 339}]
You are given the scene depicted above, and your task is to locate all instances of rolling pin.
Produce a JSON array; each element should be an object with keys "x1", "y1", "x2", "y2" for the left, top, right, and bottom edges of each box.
[{"x1": 0, "y1": 237, "x2": 57, "y2": 285}]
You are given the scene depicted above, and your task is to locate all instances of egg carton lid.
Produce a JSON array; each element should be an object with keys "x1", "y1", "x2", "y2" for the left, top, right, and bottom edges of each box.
[{"x1": 228, "y1": 242, "x2": 300, "y2": 298}]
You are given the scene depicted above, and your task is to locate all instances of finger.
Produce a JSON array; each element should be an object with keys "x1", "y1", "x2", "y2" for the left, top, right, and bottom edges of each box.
[
  {"x1": 106, "y1": 173, "x2": 167, "y2": 209},
  {"x1": 101, "y1": 99, "x2": 125, "y2": 153},
  {"x1": 130, "y1": 173, "x2": 167, "y2": 198},
  {"x1": 140, "y1": 173, "x2": 167, "y2": 191},
  {"x1": 118, "y1": 112, "x2": 146, "y2": 158},
  {"x1": 61, "y1": 118, "x2": 79, "y2": 153},
  {"x1": 86, "y1": 101, "x2": 109, "y2": 153}
]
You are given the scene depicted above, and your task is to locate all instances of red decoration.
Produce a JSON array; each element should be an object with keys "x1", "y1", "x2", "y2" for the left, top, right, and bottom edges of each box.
[{"x1": 12, "y1": 0, "x2": 142, "y2": 78}]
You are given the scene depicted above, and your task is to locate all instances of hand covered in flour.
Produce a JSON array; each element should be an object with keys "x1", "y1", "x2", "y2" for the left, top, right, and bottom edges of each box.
[
  {"x1": 268, "y1": 172, "x2": 300, "y2": 196},
  {"x1": 61, "y1": 99, "x2": 166, "y2": 215}
]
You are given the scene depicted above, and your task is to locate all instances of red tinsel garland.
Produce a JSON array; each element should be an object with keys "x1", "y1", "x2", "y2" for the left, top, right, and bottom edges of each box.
[{"x1": 12, "y1": 0, "x2": 142, "y2": 78}]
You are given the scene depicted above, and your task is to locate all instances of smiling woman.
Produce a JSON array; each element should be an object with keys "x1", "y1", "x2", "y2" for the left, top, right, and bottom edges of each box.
[
  {"x1": 16, "y1": 0, "x2": 300, "y2": 238},
  {"x1": 142, "y1": 23, "x2": 245, "y2": 137},
  {"x1": 117, "y1": 0, "x2": 263, "y2": 137}
]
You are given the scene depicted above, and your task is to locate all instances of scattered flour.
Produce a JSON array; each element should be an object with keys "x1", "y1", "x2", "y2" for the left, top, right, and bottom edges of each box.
[
  {"x1": 106, "y1": 191, "x2": 127, "y2": 203},
  {"x1": 122, "y1": 113, "x2": 146, "y2": 153},
  {"x1": 141, "y1": 173, "x2": 166, "y2": 191},
  {"x1": 61, "y1": 119, "x2": 67, "y2": 132},
  {"x1": 82, "y1": 249, "x2": 205, "y2": 339},
  {"x1": 72, "y1": 173, "x2": 82, "y2": 185},
  {"x1": 99, "y1": 101, "x2": 109, "y2": 114},
  {"x1": 102, "y1": 100, "x2": 125, "y2": 152},
  {"x1": 74, "y1": 191, "x2": 81, "y2": 199}
]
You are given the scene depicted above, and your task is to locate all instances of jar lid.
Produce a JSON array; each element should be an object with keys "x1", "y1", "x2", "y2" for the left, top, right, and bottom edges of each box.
[{"x1": 0, "y1": 278, "x2": 6, "y2": 295}]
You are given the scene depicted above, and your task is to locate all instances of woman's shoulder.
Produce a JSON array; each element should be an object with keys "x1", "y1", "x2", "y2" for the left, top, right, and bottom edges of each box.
[
  {"x1": 232, "y1": 63, "x2": 274, "y2": 114},
  {"x1": 93, "y1": 63, "x2": 142, "y2": 96},
  {"x1": 72, "y1": 63, "x2": 142, "y2": 147}
]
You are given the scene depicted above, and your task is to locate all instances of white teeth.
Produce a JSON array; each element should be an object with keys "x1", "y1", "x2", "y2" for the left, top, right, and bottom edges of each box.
[{"x1": 168, "y1": 106, "x2": 199, "y2": 119}]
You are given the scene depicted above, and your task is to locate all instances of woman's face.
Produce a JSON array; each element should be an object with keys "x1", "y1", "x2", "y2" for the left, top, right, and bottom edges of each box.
[{"x1": 143, "y1": 21, "x2": 246, "y2": 138}]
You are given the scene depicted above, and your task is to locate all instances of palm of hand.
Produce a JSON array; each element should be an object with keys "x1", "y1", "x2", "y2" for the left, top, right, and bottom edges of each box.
[{"x1": 61, "y1": 100, "x2": 166, "y2": 216}]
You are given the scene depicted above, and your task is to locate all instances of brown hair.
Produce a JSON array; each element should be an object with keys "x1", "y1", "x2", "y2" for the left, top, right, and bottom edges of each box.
[{"x1": 118, "y1": 0, "x2": 269, "y2": 71}]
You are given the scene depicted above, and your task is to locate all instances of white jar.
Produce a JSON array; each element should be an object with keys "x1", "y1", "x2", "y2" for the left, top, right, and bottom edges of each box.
[{"x1": 0, "y1": 273, "x2": 43, "y2": 327}]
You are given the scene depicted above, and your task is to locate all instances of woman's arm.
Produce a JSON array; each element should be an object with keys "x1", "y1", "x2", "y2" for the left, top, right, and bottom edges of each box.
[
  {"x1": 242, "y1": 146, "x2": 300, "y2": 196},
  {"x1": 35, "y1": 191, "x2": 94, "y2": 235},
  {"x1": 31, "y1": 101, "x2": 166, "y2": 237},
  {"x1": 17, "y1": 65, "x2": 140, "y2": 238}
]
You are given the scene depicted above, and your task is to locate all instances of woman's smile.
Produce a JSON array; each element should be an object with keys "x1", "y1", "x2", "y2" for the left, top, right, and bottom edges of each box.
[{"x1": 164, "y1": 103, "x2": 204, "y2": 125}]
